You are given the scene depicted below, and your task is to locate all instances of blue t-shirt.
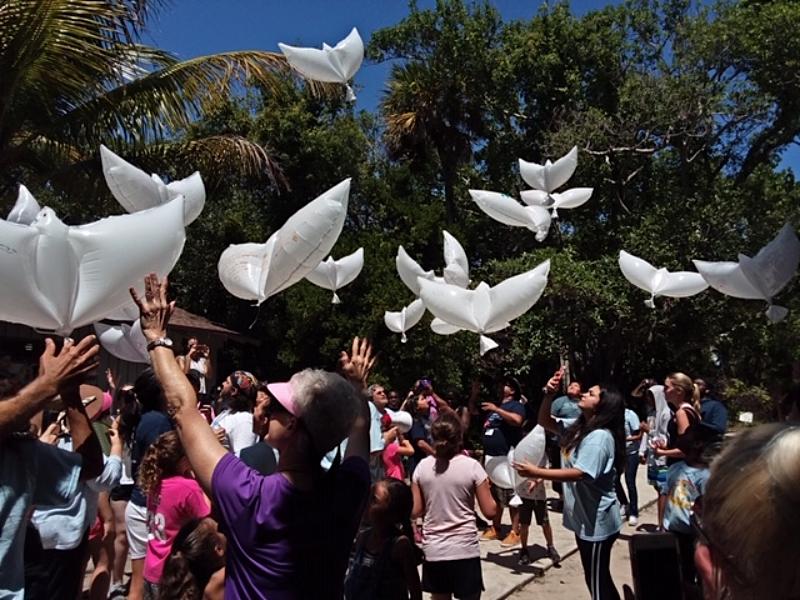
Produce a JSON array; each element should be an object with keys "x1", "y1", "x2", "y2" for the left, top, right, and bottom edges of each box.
[
  {"x1": 663, "y1": 462, "x2": 709, "y2": 534},
  {"x1": 551, "y1": 395, "x2": 582, "y2": 420},
  {"x1": 624, "y1": 409, "x2": 641, "y2": 455},
  {"x1": 700, "y1": 397, "x2": 728, "y2": 434},
  {"x1": 0, "y1": 439, "x2": 81, "y2": 598},
  {"x1": 560, "y1": 426, "x2": 622, "y2": 541},
  {"x1": 408, "y1": 416, "x2": 432, "y2": 473},
  {"x1": 482, "y1": 399, "x2": 526, "y2": 457},
  {"x1": 130, "y1": 410, "x2": 173, "y2": 506}
]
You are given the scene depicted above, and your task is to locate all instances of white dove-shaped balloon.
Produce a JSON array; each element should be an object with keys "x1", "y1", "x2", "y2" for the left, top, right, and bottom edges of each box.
[
  {"x1": 469, "y1": 190, "x2": 552, "y2": 242},
  {"x1": 305, "y1": 247, "x2": 364, "y2": 304},
  {"x1": 278, "y1": 28, "x2": 364, "y2": 101},
  {"x1": 693, "y1": 224, "x2": 800, "y2": 322},
  {"x1": 519, "y1": 146, "x2": 578, "y2": 195},
  {"x1": 384, "y1": 298, "x2": 426, "y2": 343},
  {"x1": 7, "y1": 185, "x2": 41, "y2": 225},
  {"x1": 520, "y1": 187, "x2": 593, "y2": 218},
  {"x1": 218, "y1": 179, "x2": 350, "y2": 304},
  {"x1": 94, "y1": 320, "x2": 150, "y2": 364},
  {"x1": 0, "y1": 195, "x2": 186, "y2": 335},
  {"x1": 418, "y1": 260, "x2": 550, "y2": 355},
  {"x1": 100, "y1": 145, "x2": 206, "y2": 226},
  {"x1": 618, "y1": 251, "x2": 708, "y2": 308}
]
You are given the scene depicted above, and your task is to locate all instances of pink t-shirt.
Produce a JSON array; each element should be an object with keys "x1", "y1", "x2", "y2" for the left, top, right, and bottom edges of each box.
[
  {"x1": 382, "y1": 441, "x2": 405, "y2": 480},
  {"x1": 412, "y1": 454, "x2": 488, "y2": 561},
  {"x1": 144, "y1": 476, "x2": 210, "y2": 583}
]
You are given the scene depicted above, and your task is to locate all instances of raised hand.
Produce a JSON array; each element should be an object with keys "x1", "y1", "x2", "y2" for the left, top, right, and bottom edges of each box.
[
  {"x1": 38, "y1": 336, "x2": 100, "y2": 395},
  {"x1": 544, "y1": 367, "x2": 565, "y2": 395},
  {"x1": 129, "y1": 273, "x2": 175, "y2": 342},
  {"x1": 338, "y1": 337, "x2": 376, "y2": 390}
]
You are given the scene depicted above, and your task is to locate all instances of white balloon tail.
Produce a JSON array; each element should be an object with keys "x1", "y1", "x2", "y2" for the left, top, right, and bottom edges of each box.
[
  {"x1": 401, "y1": 332, "x2": 408, "y2": 343},
  {"x1": 479, "y1": 335, "x2": 499, "y2": 356},
  {"x1": 766, "y1": 304, "x2": 789, "y2": 323},
  {"x1": 345, "y1": 85, "x2": 356, "y2": 102},
  {"x1": 332, "y1": 291, "x2": 341, "y2": 304},
  {"x1": 509, "y1": 494, "x2": 523, "y2": 508},
  {"x1": 644, "y1": 297, "x2": 656, "y2": 309}
]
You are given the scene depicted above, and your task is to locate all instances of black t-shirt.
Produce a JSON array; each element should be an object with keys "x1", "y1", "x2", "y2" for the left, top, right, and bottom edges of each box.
[
  {"x1": 240, "y1": 440, "x2": 278, "y2": 476},
  {"x1": 130, "y1": 410, "x2": 173, "y2": 506},
  {"x1": 482, "y1": 399, "x2": 526, "y2": 457},
  {"x1": 408, "y1": 416, "x2": 432, "y2": 473}
]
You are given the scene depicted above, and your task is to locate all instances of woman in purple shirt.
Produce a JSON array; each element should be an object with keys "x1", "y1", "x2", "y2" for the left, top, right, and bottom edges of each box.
[{"x1": 131, "y1": 274, "x2": 375, "y2": 599}]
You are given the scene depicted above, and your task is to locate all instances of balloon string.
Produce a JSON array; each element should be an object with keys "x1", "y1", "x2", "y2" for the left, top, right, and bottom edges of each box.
[{"x1": 248, "y1": 304, "x2": 262, "y2": 330}]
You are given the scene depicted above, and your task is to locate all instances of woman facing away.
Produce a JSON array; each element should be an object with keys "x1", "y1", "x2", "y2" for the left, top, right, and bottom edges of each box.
[
  {"x1": 131, "y1": 273, "x2": 374, "y2": 600},
  {"x1": 159, "y1": 517, "x2": 226, "y2": 600},
  {"x1": 515, "y1": 368, "x2": 625, "y2": 600},
  {"x1": 411, "y1": 412, "x2": 497, "y2": 600},
  {"x1": 694, "y1": 422, "x2": 800, "y2": 599}
]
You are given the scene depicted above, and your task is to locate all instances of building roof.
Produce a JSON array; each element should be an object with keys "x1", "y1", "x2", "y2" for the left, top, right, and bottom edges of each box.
[{"x1": 168, "y1": 308, "x2": 257, "y2": 345}]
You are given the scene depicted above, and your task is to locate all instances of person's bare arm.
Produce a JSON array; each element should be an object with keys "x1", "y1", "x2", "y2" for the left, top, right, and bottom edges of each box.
[
  {"x1": 475, "y1": 478, "x2": 497, "y2": 520},
  {"x1": 396, "y1": 437, "x2": 415, "y2": 457},
  {"x1": 416, "y1": 439, "x2": 435, "y2": 457},
  {"x1": 131, "y1": 274, "x2": 225, "y2": 495},
  {"x1": 341, "y1": 337, "x2": 376, "y2": 462},
  {"x1": 537, "y1": 368, "x2": 565, "y2": 435},
  {"x1": 480, "y1": 402, "x2": 524, "y2": 426},
  {"x1": 0, "y1": 337, "x2": 99, "y2": 440},
  {"x1": 411, "y1": 481, "x2": 425, "y2": 519},
  {"x1": 392, "y1": 537, "x2": 422, "y2": 600},
  {"x1": 513, "y1": 461, "x2": 584, "y2": 482},
  {"x1": 62, "y1": 383, "x2": 103, "y2": 481},
  {"x1": 203, "y1": 568, "x2": 225, "y2": 600}
]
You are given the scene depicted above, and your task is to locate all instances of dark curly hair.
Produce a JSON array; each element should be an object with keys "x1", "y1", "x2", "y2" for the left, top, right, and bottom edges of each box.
[
  {"x1": 159, "y1": 517, "x2": 225, "y2": 600},
  {"x1": 137, "y1": 431, "x2": 185, "y2": 499}
]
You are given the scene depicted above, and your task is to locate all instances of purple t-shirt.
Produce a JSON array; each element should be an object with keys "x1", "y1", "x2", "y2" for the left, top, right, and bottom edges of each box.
[{"x1": 212, "y1": 452, "x2": 370, "y2": 600}]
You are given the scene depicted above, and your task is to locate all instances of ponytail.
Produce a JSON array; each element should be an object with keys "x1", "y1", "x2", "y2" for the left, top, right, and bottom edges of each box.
[
  {"x1": 691, "y1": 383, "x2": 701, "y2": 414},
  {"x1": 159, "y1": 548, "x2": 201, "y2": 600},
  {"x1": 431, "y1": 413, "x2": 462, "y2": 460}
]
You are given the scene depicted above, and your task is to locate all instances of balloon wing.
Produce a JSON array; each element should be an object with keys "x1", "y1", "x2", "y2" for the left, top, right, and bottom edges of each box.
[
  {"x1": 619, "y1": 251, "x2": 660, "y2": 306},
  {"x1": 100, "y1": 145, "x2": 205, "y2": 225},
  {"x1": 485, "y1": 260, "x2": 550, "y2": 332},
  {"x1": 218, "y1": 240, "x2": 274, "y2": 303},
  {"x1": 746, "y1": 223, "x2": 800, "y2": 298},
  {"x1": 518, "y1": 146, "x2": 578, "y2": 192},
  {"x1": 304, "y1": 247, "x2": 364, "y2": 303},
  {"x1": 7, "y1": 185, "x2": 41, "y2": 225},
  {"x1": 396, "y1": 246, "x2": 435, "y2": 296},
  {"x1": 469, "y1": 190, "x2": 552, "y2": 241},
  {"x1": 430, "y1": 317, "x2": 462, "y2": 335},
  {"x1": 692, "y1": 260, "x2": 762, "y2": 299},
  {"x1": 94, "y1": 320, "x2": 150, "y2": 364},
  {"x1": 418, "y1": 279, "x2": 483, "y2": 332},
  {"x1": 655, "y1": 271, "x2": 708, "y2": 298},
  {"x1": 384, "y1": 298, "x2": 426, "y2": 343},
  {"x1": 441, "y1": 230, "x2": 469, "y2": 287}
]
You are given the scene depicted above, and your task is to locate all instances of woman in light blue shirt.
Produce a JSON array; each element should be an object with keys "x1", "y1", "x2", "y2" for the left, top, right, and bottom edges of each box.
[{"x1": 515, "y1": 369, "x2": 625, "y2": 600}]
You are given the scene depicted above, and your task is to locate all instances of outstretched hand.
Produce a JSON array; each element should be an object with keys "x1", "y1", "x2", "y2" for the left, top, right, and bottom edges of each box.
[
  {"x1": 513, "y1": 460, "x2": 540, "y2": 479},
  {"x1": 339, "y1": 337, "x2": 376, "y2": 390},
  {"x1": 544, "y1": 367, "x2": 565, "y2": 395},
  {"x1": 130, "y1": 273, "x2": 175, "y2": 342},
  {"x1": 39, "y1": 336, "x2": 100, "y2": 395}
]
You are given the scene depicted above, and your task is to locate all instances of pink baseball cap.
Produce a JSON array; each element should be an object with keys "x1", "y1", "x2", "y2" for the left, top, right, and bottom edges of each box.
[{"x1": 266, "y1": 382, "x2": 300, "y2": 417}]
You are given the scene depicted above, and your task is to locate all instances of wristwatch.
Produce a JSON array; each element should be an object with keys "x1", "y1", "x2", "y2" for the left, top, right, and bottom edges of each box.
[{"x1": 146, "y1": 337, "x2": 174, "y2": 352}]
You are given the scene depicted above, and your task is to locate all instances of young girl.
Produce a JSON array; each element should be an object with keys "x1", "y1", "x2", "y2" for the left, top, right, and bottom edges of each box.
[
  {"x1": 344, "y1": 479, "x2": 422, "y2": 600},
  {"x1": 412, "y1": 412, "x2": 497, "y2": 600},
  {"x1": 381, "y1": 413, "x2": 414, "y2": 480},
  {"x1": 159, "y1": 517, "x2": 226, "y2": 600},
  {"x1": 515, "y1": 369, "x2": 625, "y2": 600},
  {"x1": 138, "y1": 431, "x2": 210, "y2": 599}
]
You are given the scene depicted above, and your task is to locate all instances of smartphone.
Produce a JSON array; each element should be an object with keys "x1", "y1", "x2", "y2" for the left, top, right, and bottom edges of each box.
[
  {"x1": 81, "y1": 395, "x2": 97, "y2": 407},
  {"x1": 629, "y1": 533, "x2": 684, "y2": 600}
]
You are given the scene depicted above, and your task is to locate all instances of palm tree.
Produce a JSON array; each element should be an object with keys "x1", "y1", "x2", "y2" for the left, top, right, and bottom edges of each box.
[{"x1": 0, "y1": 0, "x2": 329, "y2": 204}]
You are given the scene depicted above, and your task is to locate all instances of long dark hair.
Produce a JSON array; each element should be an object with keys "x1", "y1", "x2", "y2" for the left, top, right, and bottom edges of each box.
[
  {"x1": 431, "y1": 413, "x2": 462, "y2": 460},
  {"x1": 159, "y1": 518, "x2": 224, "y2": 600},
  {"x1": 379, "y1": 479, "x2": 423, "y2": 564},
  {"x1": 561, "y1": 384, "x2": 626, "y2": 475},
  {"x1": 114, "y1": 386, "x2": 140, "y2": 445}
]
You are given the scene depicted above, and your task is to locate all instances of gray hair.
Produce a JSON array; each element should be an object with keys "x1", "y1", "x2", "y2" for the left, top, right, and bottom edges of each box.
[{"x1": 289, "y1": 369, "x2": 360, "y2": 455}]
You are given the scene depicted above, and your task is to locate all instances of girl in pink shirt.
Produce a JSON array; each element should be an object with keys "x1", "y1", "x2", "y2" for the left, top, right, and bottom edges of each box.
[{"x1": 138, "y1": 431, "x2": 210, "y2": 597}]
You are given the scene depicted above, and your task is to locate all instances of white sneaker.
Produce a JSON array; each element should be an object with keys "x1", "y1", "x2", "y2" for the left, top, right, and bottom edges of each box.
[{"x1": 628, "y1": 516, "x2": 638, "y2": 526}]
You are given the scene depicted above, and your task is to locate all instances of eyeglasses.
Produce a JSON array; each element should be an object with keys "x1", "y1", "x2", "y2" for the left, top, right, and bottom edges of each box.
[{"x1": 690, "y1": 510, "x2": 751, "y2": 588}]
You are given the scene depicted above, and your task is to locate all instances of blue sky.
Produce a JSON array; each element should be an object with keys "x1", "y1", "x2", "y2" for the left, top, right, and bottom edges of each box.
[{"x1": 146, "y1": 0, "x2": 798, "y2": 174}]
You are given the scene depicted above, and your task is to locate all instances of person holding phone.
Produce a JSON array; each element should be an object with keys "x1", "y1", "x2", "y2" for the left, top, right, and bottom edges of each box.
[{"x1": 514, "y1": 368, "x2": 625, "y2": 600}]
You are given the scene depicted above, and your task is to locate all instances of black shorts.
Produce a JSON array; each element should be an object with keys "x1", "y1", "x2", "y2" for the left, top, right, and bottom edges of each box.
[
  {"x1": 110, "y1": 483, "x2": 134, "y2": 502},
  {"x1": 422, "y1": 557, "x2": 483, "y2": 598},
  {"x1": 490, "y1": 483, "x2": 515, "y2": 507},
  {"x1": 518, "y1": 498, "x2": 549, "y2": 526}
]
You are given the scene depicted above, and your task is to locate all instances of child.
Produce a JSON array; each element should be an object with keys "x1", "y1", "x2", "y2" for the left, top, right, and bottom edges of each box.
[
  {"x1": 138, "y1": 431, "x2": 210, "y2": 599},
  {"x1": 381, "y1": 413, "x2": 414, "y2": 481},
  {"x1": 159, "y1": 517, "x2": 226, "y2": 600},
  {"x1": 513, "y1": 425, "x2": 561, "y2": 566},
  {"x1": 662, "y1": 423, "x2": 716, "y2": 588},
  {"x1": 344, "y1": 478, "x2": 422, "y2": 600}
]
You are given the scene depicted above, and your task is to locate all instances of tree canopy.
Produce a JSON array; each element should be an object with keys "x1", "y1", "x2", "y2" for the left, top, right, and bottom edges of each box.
[{"x1": 2, "y1": 0, "x2": 799, "y2": 418}]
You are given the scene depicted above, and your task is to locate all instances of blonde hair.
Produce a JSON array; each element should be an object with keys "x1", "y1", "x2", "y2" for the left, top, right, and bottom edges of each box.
[
  {"x1": 666, "y1": 372, "x2": 701, "y2": 413},
  {"x1": 702, "y1": 423, "x2": 800, "y2": 599}
]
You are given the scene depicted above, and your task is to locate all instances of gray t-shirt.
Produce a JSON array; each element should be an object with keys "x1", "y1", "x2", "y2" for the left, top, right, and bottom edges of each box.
[
  {"x1": 0, "y1": 439, "x2": 81, "y2": 598},
  {"x1": 560, "y1": 425, "x2": 622, "y2": 541}
]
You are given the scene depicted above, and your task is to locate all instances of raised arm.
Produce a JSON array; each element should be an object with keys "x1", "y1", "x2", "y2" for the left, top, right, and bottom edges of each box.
[
  {"x1": 537, "y1": 368, "x2": 565, "y2": 435},
  {"x1": 61, "y1": 381, "x2": 104, "y2": 481},
  {"x1": 131, "y1": 274, "x2": 225, "y2": 494},
  {"x1": 340, "y1": 337, "x2": 376, "y2": 462},
  {"x1": 0, "y1": 336, "x2": 99, "y2": 440}
]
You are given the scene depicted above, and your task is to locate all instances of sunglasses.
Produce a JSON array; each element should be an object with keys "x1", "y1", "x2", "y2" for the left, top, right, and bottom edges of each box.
[{"x1": 690, "y1": 510, "x2": 750, "y2": 588}]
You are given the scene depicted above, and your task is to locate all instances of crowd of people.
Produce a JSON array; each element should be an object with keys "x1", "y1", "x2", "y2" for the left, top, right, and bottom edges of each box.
[{"x1": 0, "y1": 272, "x2": 799, "y2": 600}]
